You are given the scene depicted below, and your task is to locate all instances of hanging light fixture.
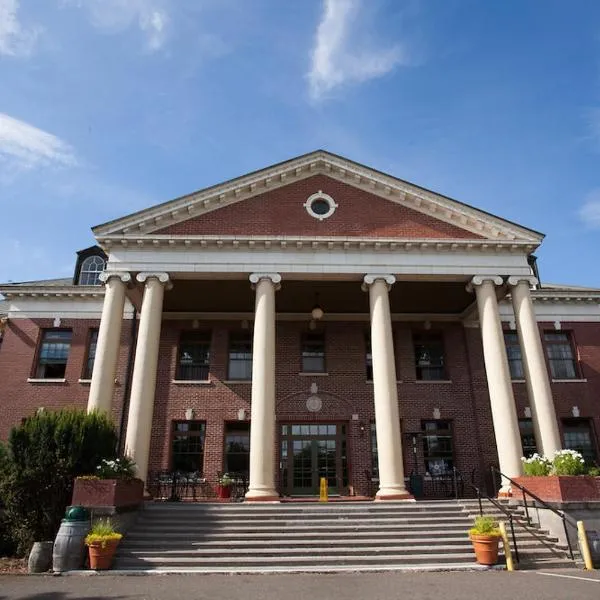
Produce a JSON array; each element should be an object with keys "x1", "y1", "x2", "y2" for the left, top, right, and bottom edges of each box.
[{"x1": 311, "y1": 292, "x2": 324, "y2": 321}]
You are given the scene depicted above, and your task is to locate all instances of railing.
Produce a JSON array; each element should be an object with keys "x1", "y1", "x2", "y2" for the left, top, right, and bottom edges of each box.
[
  {"x1": 491, "y1": 466, "x2": 576, "y2": 560},
  {"x1": 457, "y1": 468, "x2": 521, "y2": 563},
  {"x1": 147, "y1": 471, "x2": 249, "y2": 502}
]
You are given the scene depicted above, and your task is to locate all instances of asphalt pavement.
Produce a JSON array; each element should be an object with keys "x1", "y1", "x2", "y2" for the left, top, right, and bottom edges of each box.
[{"x1": 1, "y1": 570, "x2": 599, "y2": 600}]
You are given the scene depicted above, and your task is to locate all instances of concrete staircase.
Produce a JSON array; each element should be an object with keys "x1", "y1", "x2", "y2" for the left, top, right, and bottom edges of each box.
[
  {"x1": 113, "y1": 500, "x2": 578, "y2": 573},
  {"x1": 458, "y1": 498, "x2": 579, "y2": 570}
]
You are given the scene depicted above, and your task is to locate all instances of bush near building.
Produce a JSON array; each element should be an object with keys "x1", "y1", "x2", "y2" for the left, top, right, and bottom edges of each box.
[{"x1": 0, "y1": 410, "x2": 117, "y2": 555}]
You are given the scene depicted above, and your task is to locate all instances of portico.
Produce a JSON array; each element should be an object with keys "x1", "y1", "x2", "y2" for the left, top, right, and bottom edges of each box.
[{"x1": 83, "y1": 150, "x2": 565, "y2": 500}]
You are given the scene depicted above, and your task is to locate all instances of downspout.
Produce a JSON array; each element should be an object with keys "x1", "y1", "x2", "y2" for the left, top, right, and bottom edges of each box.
[{"x1": 118, "y1": 307, "x2": 138, "y2": 453}]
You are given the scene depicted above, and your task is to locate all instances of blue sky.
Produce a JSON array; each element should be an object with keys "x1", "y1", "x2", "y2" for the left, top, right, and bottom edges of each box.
[{"x1": 0, "y1": 0, "x2": 599, "y2": 286}]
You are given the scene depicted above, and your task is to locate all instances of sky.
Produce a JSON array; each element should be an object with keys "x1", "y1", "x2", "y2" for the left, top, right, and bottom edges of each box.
[{"x1": 0, "y1": 0, "x2": 599, "y2": 287}]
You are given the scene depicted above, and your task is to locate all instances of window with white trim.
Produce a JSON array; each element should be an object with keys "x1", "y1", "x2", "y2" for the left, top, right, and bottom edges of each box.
[{"x1": 79, "y1": 255, "x2": 105, "y2": 286}]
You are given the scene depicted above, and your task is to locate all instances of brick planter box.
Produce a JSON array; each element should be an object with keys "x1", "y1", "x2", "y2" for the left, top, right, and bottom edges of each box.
[
  {"x1": 72, "y1": 478, "x2": 144, "y2": 509},
  {"x1": 513, "y1": 476, "x2": 600, "y2": 503}
]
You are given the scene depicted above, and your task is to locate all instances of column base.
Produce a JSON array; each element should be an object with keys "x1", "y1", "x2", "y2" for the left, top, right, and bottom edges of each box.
[
  {"x1": 245, "y1": 488, "x2": 280, "y2": 502},
  {"x1": 376, "y1": 486, "x2": 415, "y2": 502},
  {"x1": 497, "y1": 485, "x2": 513, "y2": 499}
]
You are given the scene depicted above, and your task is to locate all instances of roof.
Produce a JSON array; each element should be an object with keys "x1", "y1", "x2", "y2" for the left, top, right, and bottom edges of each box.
[
  {"x1": 1, "y1": 277, "x2": 72, "y2": 287},
  {"x1": 92, "y1": 149, "x2": 545, "y2": 245}
]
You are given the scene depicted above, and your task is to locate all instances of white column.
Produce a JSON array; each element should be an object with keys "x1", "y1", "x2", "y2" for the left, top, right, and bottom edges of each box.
[
  {"x1": 363, "y1": 275, "x2": 412, "y2": 501},
  {"x1": 87, "y1": 272, "x2": 131, "y2": 414},
  {"x1": 245, "y1": 273, "x2": 280, "y2": 502},
  {"x1": 508, "y1": 276, "x2": 561, "y2": 456},
  {"x1": 469, "y1": 276, "x2": 523, "y2": 493},
  {"x1": 124, "y1": 273, "x2": 171, "y2": 482}
]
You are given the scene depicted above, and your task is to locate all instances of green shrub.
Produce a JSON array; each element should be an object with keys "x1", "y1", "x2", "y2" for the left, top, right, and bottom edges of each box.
[
  {"x1": 551, "y1": 449, "x2": 586, "y2": 476},
  {"x1": 521, "y1": 453, "x2": 551, "y2": 476},
  {"x1": 587, "y1": 466, "x2": 600, "y2": 477},
  {"x1": 469, "y1": 515, "x2": 501, "y2": 537},
  {"x1": 0, "y1": 409, "x2": 118, "y2": 556}
]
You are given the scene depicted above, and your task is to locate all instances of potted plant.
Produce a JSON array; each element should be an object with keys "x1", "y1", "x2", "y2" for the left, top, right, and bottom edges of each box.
[
  {"x1": 72, "y1": 456, "x2": 144, "y2": 509},
  {"x1": 216, "y1": 473, "x2": 233, "y2": 499},
  {"x1": 84, "y1": 519, "x2": 122, "y2": 570},
  {"x1": 469, "y1": 515, "x2": 502, "y2": 565}
]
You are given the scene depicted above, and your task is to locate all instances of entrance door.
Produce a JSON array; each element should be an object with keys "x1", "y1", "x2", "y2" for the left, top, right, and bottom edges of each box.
[{"x1": 280, "y1": 424, "x2": 348, "y2": 496}]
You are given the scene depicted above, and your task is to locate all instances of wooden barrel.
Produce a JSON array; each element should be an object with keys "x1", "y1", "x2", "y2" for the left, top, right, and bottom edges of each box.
[
  {"x1": 52, "y1": 519, "x2": 90, "y2": 572},
  {"x1": 28, "y1": 541, "x2": 53, "y2": 573}
]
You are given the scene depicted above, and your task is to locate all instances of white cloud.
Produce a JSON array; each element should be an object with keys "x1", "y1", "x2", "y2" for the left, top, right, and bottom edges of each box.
[
  {"x1": 64, "y1": 0, "x2": 170, "y2": 52},
  {"x1": 579, "y1": 190, "x2": 600, "y2": 230},
  {"x1": 0, "y1": 0, "x2": 41, "y2": 57},
  {"x1": 308, "y1": 0, "x2": 406, "y2": 101},
  {"x1": 0, "y1": 113, "x2": 77, "y2": 172}
]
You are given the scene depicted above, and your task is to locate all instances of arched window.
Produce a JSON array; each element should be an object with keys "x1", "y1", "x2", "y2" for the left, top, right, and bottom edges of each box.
[{"x1": 79, "y1": 255, "x2": 105, "y2": 286}]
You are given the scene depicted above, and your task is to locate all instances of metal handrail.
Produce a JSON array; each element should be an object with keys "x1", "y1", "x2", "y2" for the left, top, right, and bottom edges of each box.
[
  {"x1": 453, "y1": 467, "x2": 520, "y2": 563},
  {"x1": 491, "y1": 466, "x2": 576, "y2": 560}
]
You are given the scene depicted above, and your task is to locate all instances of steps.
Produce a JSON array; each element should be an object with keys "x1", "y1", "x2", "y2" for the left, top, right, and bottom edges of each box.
[
  {"x1": 458, "y1": 498, "x2": 579, "y2": 570},
  {"x1": 113, "y1": 500, "x2": 579, "y2": 573}
]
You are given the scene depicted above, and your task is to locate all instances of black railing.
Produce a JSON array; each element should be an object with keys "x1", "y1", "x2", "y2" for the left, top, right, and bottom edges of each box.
[
  {"x1": 175, "y1": 364, "x2": 210, "y2": 381},
  {"x1": 491, "y1": 466, "x2": 576, "y2": 560},
  {"x1": 146, "y1": 470, "x2": 249, "y2": 502},
  {"x1": 458, "y1": 468, "x2": 521, "y2": 563}
]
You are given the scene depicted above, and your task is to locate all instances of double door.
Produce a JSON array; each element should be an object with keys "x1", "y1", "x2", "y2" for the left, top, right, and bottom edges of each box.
[{"x1": 280, "y1": 423, "x2": 347, "y2": 496}]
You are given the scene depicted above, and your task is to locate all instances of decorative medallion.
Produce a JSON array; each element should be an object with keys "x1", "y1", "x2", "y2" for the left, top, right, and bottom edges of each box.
[{"x1": 306, "y1": 395, "x2": 323, "y2": 413}]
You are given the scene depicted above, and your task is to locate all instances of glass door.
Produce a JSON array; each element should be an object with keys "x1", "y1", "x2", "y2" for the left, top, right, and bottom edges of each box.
[{"x1": 280, "y1": 423, "x2": 347, "y2": 496}]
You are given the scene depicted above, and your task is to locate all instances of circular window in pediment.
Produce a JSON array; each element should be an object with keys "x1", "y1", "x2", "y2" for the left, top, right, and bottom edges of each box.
[{"x1": 304, "y1": 191, "x2": 338, "y2": 220}]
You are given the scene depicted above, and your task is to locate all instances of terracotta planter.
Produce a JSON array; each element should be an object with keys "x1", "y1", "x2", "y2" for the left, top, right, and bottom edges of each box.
[
  {"x1": 470, "y1": 533, "x2": 500, "y2": 565},
  {"x1": 513, "y1": 476, "x2": 600, "y2": 503},
  {"x1": 87, "y1": 539, "x2": 120, "y2": 570},
  {"x1": 216, "y1": 485, "x2": 231, "y2": 499},
  {"x1": 72, "y1": 478, "x2": 144, "y2": 509}
]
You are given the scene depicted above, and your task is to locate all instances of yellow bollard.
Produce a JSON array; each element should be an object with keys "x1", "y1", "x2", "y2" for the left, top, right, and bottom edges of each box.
[
  {"x1": 319, "y1": 477, "x2": 328, "y2": 502},
  {"x1": 577, "y1": 521, "x2": 594, "y2": 570},
  {"x1": 499, "y1": 521, "x2": 514, "y2": 571}
]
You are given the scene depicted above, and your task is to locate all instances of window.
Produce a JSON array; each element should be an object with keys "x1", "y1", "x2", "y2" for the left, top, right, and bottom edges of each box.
[
  {"x1": 171, "y1": 421, "x2": 206, "y2": 473},
  {"x1": 303, "y1": 191, "x2": 338, "y2": 220},
  {"x1": 35, "y1": 330, "x2": 72, "y2": 379},
  {"x1": 176, "y1": 332, "x2": 211, "y2": 381},
  {"x1": 422, "y1": 420, "x2": 454, "y2": 475},
  {"x1": 365, "y1": 334, "x2": 373, "y2": 381},
  {"x1": 563, "y1": 419, "x2": 597, "y2": 464},
  {"x1": 224, "y1": 423, "x2": 250, "y2": 475},
  {"x1": 83, "y1": 329, "x2": 99, "y2": 379},
  {"x1": 414, "y1": 333, "x2": 446, "y2": 380},
  {"x1": 79, "y1": 255, "x2": 105, "y2": 286},
  {"x1": 544, "y1": 332, "x2": 578, "y2": 379},
  {"x1": 301, "y1": 332, "x2": 325, "y2": 372},
  {"x1": 228, "y1": 333, "x2": 252, "y2": 380},
  {"x1": 519, "y1": 419, "x2": 538, "y2": 458},
  {"x1": 504, "y1": 332, "x2": 524, "y2": 380},
  {"x1": 370, "y1": 422, "x2": 378, "y2": 479}
]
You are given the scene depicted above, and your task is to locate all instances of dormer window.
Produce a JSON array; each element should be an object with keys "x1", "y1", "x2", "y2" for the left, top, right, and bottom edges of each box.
[{"x1": 79, "y1": 255, "x2": 105, "y2": 286}]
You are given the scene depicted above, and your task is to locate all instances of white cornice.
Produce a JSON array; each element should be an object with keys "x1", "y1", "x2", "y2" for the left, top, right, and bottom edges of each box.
[
  {"x1": 0, "y1": 286, "x2": 104, "y2": 299},
  {"x1": 92, "y1": 151, "x2": 544, "y2": 245},
  {"x1": 97, "y1": 234, "x2": 538, "y2": 254}
]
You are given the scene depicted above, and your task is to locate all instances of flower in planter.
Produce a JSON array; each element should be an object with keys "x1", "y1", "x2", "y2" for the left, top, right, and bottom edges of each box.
[
  {"x1": 95, "y1": 456, "x2": 136, "y2": 479},
  {"x1": 551, "y1": 449, "x2": 586, "y2": 476},
  {"x1": 219, "y1": 473, "x2": 234, "y2": 487},
  {"x1": 521, "y1": 453, "x2": 551, "y2": 476}
]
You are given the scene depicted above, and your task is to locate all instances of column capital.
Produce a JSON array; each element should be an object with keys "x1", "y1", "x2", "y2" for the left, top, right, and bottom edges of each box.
[
  {"x1": 99, "y1": 271, "x2": 132, "y2": 285},
  {"x1": 249, "y1": 273, "x2": 281, "y2": 289},
  {"x1": 507, "y1": 275, "x2": 538, "y2": 288},
  {"x1": 466, "y1": 275, "x2": 504, "y2": 293},
  {"x1": 362, "y1": 274, "x2": 396, "y2": 291},
  {"x1": 136, "y1": 272, "x2": 173, "y2": 290}
]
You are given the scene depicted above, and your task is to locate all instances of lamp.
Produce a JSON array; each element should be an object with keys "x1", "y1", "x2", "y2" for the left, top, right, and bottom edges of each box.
[{"x1": 311, "y1": 292, "x2": 324, "y2": 321}]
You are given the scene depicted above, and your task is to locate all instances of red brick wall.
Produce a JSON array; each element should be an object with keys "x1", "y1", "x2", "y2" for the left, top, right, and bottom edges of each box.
[
  {"x1": 0, "y1": 317, "x2": 133, "y2": 442},
  {"x1": 156, "y1": 175, "x2": 483, "y2": 239},
  {"x1": 1, "y1": 316, "x2": 599, "y2": 498}
]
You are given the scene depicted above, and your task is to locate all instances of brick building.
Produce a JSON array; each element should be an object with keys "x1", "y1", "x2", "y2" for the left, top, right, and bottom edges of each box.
[{"x1": 0, "y1": 150, "x2": 599, "y2": 500}]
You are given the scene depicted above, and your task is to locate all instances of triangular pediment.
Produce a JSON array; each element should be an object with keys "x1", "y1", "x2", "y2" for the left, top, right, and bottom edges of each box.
[{"x1": 93, "y1": 150, "x2": 544, "y2": 245}]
